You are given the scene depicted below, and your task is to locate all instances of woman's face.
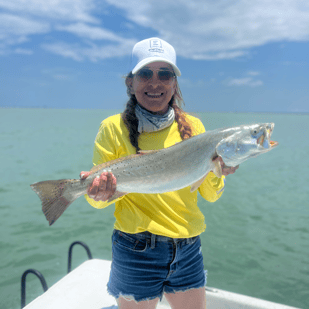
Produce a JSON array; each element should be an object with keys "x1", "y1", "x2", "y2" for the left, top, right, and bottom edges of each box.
[{"x1": 130, "y1": 62, "x2": 177, "y2": 115}]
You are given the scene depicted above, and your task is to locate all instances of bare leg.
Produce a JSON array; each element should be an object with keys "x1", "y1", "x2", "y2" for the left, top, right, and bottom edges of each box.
[
  {"x1": 164, "y1": 287, "x2": 206, "y2": 309},
  {"x1": 117, "y1": 296, "x2": 160, "y2": 309}
]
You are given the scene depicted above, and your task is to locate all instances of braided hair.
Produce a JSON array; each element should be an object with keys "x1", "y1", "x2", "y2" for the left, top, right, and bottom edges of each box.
[{"x1": 122, "y1": 72, "x2": 193, "y2": 153}]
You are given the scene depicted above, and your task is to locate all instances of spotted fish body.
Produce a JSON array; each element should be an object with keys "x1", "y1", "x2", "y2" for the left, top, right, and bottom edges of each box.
[{"x1": 30, "y1": 123, "x2": 278, "y2": 225}]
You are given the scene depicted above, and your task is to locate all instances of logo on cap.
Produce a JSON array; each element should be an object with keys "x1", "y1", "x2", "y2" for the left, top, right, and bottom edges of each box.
[{"x1": 149, "y1": 39, "x2": 164, "y2": 54}]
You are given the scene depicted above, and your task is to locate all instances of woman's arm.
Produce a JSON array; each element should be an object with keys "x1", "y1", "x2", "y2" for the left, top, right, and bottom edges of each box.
[{"x1": 82, "y1": 119, "x2": 125, "y2": 208}]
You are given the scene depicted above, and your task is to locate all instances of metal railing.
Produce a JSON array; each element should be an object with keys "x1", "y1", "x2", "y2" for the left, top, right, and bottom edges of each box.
[
  {"x1": 68, "y1": 241, "x2": 93, "y2": 273},
  {"x1": 21, "y1": 269, "x2": 48, "y2": 308},
  {"x1": 20, "y1": 241, "x2": 92, "y2": 308}
]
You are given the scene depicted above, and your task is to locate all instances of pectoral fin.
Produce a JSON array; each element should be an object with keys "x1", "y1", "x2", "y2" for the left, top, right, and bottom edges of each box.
[
  {"x1": 190, "y1": 175, "x2": 208, "y2": 192},
  {"x1": 213, "y1": 159, "x2": 222, "y2": 178},
  {"x1": 107, "y1": 191, "x2": 127, "y2": 203}
]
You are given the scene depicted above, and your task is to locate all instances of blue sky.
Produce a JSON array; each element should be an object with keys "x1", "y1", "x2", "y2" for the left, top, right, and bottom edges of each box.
[{"x1": 1, "y1": 0, "x2": 309, "y2": 113}]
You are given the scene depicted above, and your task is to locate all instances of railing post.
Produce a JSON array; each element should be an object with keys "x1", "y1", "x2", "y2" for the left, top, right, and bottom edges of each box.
[
  {"x1": 68, "y1": 241, "x2": 93, "y2": 273},
  {"x1": 21, "y1": 269, "x2": 48, "y2": 308}
]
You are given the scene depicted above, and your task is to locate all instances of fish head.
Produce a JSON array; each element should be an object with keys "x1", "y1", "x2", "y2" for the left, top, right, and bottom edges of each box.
[{"x1": 216, "y1": 123, "x2": 278, "y2": 167}]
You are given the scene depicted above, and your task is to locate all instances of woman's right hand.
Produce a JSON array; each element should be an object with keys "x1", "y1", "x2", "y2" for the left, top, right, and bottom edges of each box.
[{"x1": 79, "y1": 171, "x2": 117, "y2": 202}]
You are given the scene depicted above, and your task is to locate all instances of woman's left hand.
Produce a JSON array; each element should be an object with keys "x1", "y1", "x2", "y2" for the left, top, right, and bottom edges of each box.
[{"x1": 213, "y1": 156, "x2": 239, "y2": 176}]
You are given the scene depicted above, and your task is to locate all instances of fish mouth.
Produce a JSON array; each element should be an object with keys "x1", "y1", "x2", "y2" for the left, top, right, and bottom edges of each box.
[
  {"x1": 269, "y1": 140, "x2": 278, "y2": 147},
  {"x1": 257, "y1": 123, "x2": 278, "y2": 149}
]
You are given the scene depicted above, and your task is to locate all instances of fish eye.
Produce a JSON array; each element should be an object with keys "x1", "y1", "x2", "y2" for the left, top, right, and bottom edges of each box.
[{"x1": 252, "y1": 128, "x2": 260, "y2": 135}]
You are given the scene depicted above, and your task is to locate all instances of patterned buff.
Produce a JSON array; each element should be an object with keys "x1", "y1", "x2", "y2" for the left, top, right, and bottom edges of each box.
[{"x1": 135, "y1": 104, "x2": 175, "y2": 133}]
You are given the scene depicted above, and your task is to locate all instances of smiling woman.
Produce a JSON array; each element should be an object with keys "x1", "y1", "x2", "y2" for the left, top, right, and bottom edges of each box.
[
  {"x1": 120, "y1": 38, "x2": 194, "y2": 153},
  {"x1": 126, "y1": 62, "x2": 177, "y2": 115},
  {"x1": 79, "y1": 37, "x2": 234, "y2": 309}
]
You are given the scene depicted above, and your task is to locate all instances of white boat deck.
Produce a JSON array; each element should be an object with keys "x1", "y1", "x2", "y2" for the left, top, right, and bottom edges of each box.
[{"x1": 24, "y1": 259, "x2": 301, "y2": 309}]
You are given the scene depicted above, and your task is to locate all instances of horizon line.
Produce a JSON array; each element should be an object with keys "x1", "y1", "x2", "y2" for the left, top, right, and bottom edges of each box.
[{"x1": 1, "y1": 106, "x2": 308, "y2": 115}]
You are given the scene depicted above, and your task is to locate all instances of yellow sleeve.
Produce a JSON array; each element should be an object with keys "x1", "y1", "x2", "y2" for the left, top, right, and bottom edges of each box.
[
  {"x1": 84, "y1": 120, "x2": 125, "y2": 209},
  {"x1": 190, "y1": 116, "x2": 226, "y2": 202},
  {"x1": 198, "y1": 172, "x2": 225, "y2": 202}
]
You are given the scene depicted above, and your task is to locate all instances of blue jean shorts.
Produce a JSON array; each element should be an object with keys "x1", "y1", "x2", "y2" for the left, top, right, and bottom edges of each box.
[{"x1": 107, "y1": 229, "x2": 207, "y2": 302}]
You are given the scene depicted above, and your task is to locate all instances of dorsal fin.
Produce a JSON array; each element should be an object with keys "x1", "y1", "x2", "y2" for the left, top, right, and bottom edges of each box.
[{"x1": 138, "y1": 149, "x2": 159, "y2": 155}]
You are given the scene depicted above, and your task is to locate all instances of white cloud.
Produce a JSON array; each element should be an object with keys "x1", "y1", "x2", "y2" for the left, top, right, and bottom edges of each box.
[
  {"x1": 1, "y1": 0, "x2": 309, "y2": 60},
  {"x1": 81, "y1": 40, "x2": 137, "y2": 61},
  {"x1": 0, "y1": 13, "x2": 50, "y2": 53},
  {"x1": 56, "y1": 23, "x2": 123, "y2": 41},
  {"x1": 14, "y1": 48, "x2": 33, "y2": 55},
  {"x1": 0, "y1": 13, "x2": 50, "y2": 39},
  {"x1": 190, "y1": 50, "x2": 248, "y2": 60},
  {"x1": 0, "y1": 0, "x2": 98, "y2": 23},
  {"x1": 180, "y1": 71, "x2": 264, "y2": 88},
  {"x1": 226, "y1": 77, "x2": 263, "y2": 87},
  {"x1": 0, "y1": 0, "x2": 134, "y2": 58},
  {"x1": 41, "y1": 42, "x2": 84, "y2": 61},
  {"x1": 105, "y1": 0, "x2": 309, "y2": 60},
  {"x1": 42, "y1": 39, "x2": 136, "y2": 62}
]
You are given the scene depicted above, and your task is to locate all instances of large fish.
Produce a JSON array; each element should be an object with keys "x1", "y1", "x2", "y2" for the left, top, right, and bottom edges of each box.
[{"x1": 31, "y1": 123, "x2": 278, "y2": 225}]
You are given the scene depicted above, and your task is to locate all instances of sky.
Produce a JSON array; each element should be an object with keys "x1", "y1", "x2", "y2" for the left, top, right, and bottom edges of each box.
[{"x1": 1, "y1": 0, "x2": 309, "y2": 113}]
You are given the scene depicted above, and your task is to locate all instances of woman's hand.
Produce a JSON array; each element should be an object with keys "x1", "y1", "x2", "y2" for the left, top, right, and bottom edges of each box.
[
  {"x1": 79, "y1": 171, "x2": 117, "y2": 202},
  {"x1": 213, "y1": 156, "x2": 239, "y2": 176}
]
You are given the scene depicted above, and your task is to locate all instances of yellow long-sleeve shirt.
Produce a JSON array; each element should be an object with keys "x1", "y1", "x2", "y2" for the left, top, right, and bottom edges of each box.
[{"x1": 85, "y1": 113, "x2": 225, "y2": 238}]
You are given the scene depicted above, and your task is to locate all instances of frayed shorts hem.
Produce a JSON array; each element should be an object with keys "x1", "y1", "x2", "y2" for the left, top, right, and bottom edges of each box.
[
  {"x1": 107, "y1": 286, "x2": 163, "y2": 303},
  {"x1": 107, "y1": 281, "x2": 207, "y2": 303}
]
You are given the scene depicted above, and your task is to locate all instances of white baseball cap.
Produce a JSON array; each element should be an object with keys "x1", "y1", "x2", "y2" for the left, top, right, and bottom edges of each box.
[{"x1": 131, "y1": 37, "x2": 181, "y2": 76}]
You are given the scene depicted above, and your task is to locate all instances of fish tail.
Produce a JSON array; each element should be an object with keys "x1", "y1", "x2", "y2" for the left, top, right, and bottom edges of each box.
[{"x1": 30, "y1": 179, "x2": 80, "y2": 226}]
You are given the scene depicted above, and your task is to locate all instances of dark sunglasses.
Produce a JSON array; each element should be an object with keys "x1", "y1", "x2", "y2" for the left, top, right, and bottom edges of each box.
[{"x1": 135, "y1": 68, "x2": 176, "y2": 83}]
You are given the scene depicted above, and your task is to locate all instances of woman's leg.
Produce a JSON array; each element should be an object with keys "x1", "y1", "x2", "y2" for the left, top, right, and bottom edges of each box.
[
  {"x1": 164, "y1": 287, "x2": 206, "y2": 309},
  {"x1": 117, "y1": 297, "x2": 160, "y2": 309}
]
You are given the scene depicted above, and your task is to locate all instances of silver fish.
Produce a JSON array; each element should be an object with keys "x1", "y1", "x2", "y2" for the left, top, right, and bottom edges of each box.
[{"x1": 30, "y1": 123, "x2": 278, "y2": 225}]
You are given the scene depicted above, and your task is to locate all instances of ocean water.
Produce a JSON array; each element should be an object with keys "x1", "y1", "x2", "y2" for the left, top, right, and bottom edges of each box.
[{"x1": 0, "y1": 108, "x2": 308, "y2": 309}]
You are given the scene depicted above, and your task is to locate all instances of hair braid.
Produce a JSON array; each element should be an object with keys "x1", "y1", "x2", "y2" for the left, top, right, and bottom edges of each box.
[
  {"x1": 169, "y1": 82, "x2": 192, "y2": 140},
  {"x1": 121, "y1": 95, "x2": 141, "y2": 152}
]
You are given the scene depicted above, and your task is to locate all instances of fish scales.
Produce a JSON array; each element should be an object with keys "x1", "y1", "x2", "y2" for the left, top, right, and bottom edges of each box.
[{"x1": 91, "y1": 133, "x2": 217, "y2": 194}]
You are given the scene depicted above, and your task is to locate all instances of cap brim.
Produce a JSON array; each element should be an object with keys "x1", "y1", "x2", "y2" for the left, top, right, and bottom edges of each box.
[{"x1": 132, "y1": 57, "x2": 181, "y2": 77}]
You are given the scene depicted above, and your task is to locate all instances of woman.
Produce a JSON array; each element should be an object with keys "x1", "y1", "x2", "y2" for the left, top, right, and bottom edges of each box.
[{"x1": 80, "y1": 38, "x2": 238, "y2": 309}]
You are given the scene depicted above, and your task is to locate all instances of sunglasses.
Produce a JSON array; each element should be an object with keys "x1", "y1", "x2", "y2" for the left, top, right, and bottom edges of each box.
[{"x1": 135, "y1": 68, "x2": 176, "y2": 83}]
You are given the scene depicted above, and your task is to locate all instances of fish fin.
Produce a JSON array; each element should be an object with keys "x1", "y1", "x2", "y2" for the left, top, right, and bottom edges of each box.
[
  {"x1": 30, "y1": 179, "x2": 80, "y2": 226},
  {"x1": 89, "y1": 162, "x2": 110, "y2": 174},
  {"x1": 107, "y1": 191, "x2": 127, "y2": 203},
  {"x1": 137, "y1": 150, "x2": 159, "y2": 155},
  {"x1": 190, "y1": 175, "x2": 208, "y2": 192},
  {"x1": 213, "y1": 160, "x2": 223, "y2": 178}
]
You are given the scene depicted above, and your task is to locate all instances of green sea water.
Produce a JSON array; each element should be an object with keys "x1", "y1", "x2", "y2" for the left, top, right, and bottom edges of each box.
[{"x1": 0, "y1": 108, "x2": 308, "y2": 309}]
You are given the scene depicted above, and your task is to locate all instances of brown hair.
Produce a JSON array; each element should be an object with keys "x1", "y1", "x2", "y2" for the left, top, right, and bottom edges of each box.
[{"x1": 122, "y1": 72, "x2": 192, "y2": 153}]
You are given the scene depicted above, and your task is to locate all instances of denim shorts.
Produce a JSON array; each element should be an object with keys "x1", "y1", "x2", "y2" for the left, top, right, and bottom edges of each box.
[{"x1": 107, "y1": 229, "x2": 207, "y2": 302}]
